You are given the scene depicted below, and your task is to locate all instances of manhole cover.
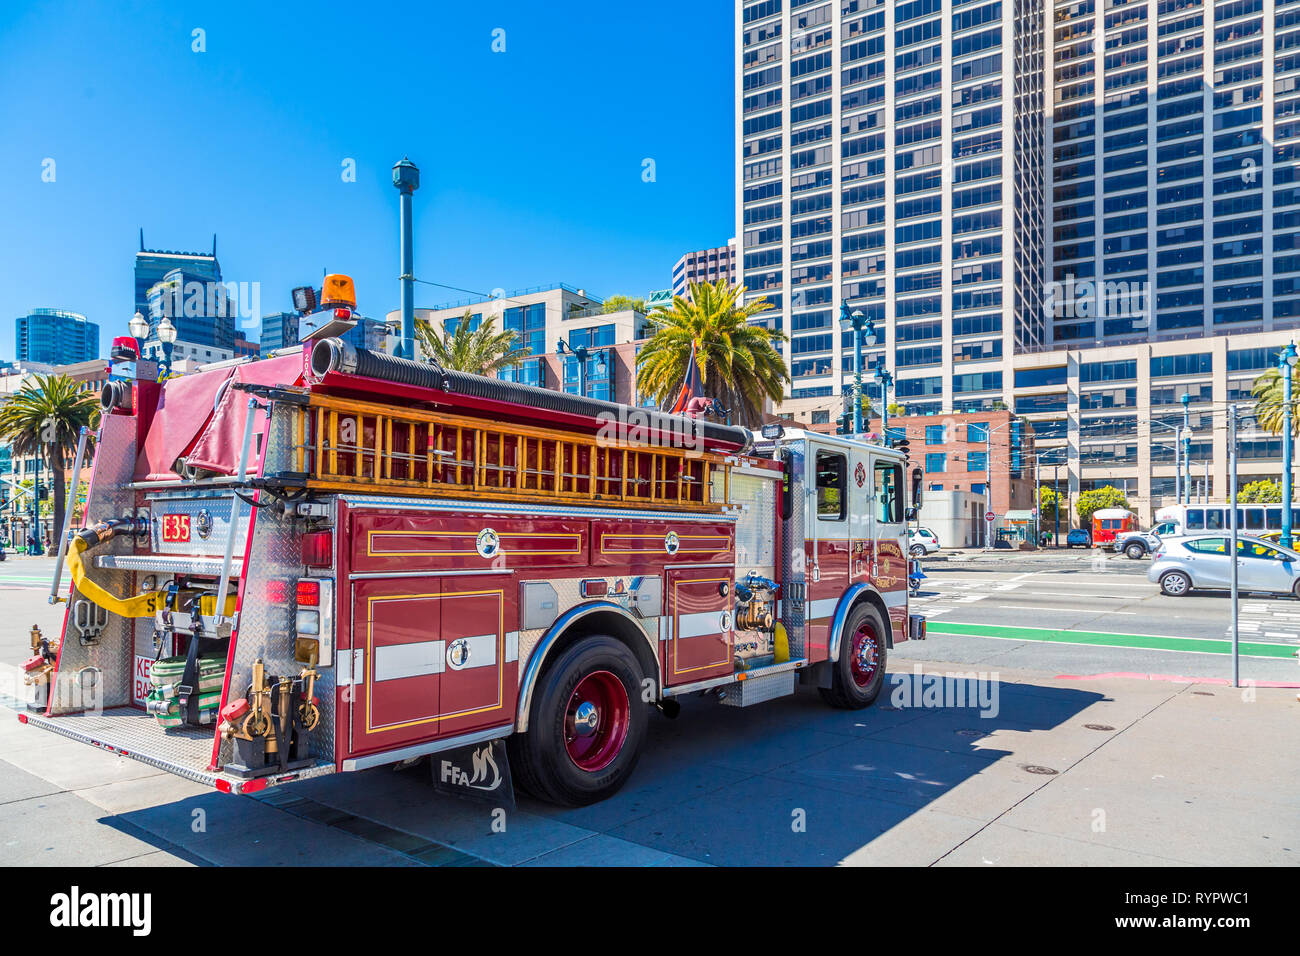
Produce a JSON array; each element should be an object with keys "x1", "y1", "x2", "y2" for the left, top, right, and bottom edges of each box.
[
  {"x1": 1022, "y1": 764, "x2": 1059, "y2": 775},
  {"x1": 956, "y1": 729, "x2": 983, "y2": 737},
  {"x1": 1084, "y1": 723, "x2": 1115, "y2": 731}
]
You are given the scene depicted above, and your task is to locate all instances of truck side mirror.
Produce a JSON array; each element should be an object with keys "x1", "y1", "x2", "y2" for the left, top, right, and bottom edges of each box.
[{"x1": 906, "y1": 466, "x2": 923, "y2": 521}]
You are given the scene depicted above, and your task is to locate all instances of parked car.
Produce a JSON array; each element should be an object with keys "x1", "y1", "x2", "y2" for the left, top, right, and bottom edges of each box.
[
  {"x1": 1066, "y1": 528, "x2": 1091, "y2": 548},
  {"x1": 909, "y1": 527, "x2": 941, "y2": 556},
  {"x1": 1148, "y1": 533, "x2": 1300, "y2": 598}
]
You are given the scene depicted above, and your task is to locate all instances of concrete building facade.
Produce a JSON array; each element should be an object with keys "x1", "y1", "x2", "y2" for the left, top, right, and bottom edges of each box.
[{"x1": 672, "y1": 240, "x2": 739, "y2": 297}]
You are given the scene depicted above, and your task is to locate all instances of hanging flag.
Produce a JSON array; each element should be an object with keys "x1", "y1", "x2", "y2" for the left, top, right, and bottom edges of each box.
[{"x1": 669, "y1": 340, "x2": 704, "y2": 416}]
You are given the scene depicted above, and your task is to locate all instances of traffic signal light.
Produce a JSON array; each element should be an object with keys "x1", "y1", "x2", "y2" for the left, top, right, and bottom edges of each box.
[
  {"x1": 895, "y1": 437, "x2": 911, "y2": 458},
  {"x1": 837, "y1": 411, "x2": 851, "y2": 435}
]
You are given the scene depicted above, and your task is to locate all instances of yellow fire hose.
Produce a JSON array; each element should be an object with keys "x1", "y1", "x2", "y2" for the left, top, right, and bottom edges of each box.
[
  {"x1": 65, "y1": 536, "x2": 163, "y2": 618},
  {"x1": 64, "y1": 528, "x2": 235, "y2": 619}
]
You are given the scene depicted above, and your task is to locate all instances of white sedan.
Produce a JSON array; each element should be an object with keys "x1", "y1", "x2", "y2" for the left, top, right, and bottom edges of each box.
[{"x1": 1148, "y1": 533, "x2": 1300, "y2": 598}]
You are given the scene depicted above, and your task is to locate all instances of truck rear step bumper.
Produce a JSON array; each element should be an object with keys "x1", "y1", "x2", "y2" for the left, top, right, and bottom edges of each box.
[{"x1": 18, "y1": 708, "x2": 334, "y2": 795}]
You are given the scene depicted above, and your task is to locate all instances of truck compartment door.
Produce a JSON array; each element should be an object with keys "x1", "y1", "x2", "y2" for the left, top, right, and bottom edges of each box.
[
  {"x1": 664, "y1": 567, "x2": 734, "y2": 687},
  {"x1": 346, "y1": 578, "x2": 443, "y2": 756}
]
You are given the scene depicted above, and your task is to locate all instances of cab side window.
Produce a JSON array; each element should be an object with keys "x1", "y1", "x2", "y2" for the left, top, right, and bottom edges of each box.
[
  {"x1": 816, "y1": 451, "x2": 846, "y2": 521},
  {"x1": 874, "y1": 459, "x2": 903, "y2": 523}
]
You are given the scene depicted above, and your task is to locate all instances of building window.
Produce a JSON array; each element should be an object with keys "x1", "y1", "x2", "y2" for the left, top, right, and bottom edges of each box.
[
  {"x1": 968, "y1": 451, "x2": 988, "y2": 471},
  {"x1": 967, "y1": 422, "x2": 989, "y2": 442},
  {"x1": 925, "y1": 452, "x2": 946, "y2": 472},
  {"x1": 925, "y1": 424, "x2": 946, "y2": 444}
]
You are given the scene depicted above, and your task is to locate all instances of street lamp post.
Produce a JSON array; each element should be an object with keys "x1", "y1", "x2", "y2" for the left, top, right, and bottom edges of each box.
[
  {"x1": 839, "y1": 301, "x2": 875, "y2": 436},
  {"x1": 156, "y1": 316, "x2": 177, "y2": 378},
  {"x1": 1282, "y1": 343, "x2": 1298, "y2": 549},
  {"x1": 875, "y1": 365, "x2": 894, "y2": 445},
  {"x1": 128, "y1": 311, "x2": 149, "y2": 356},
  {"x1": 556, "y1": 339, "x2": 602, "y2": 399},
  {"x1": 1180, "y1": 392, "x2": 1191, "y2": 505}
]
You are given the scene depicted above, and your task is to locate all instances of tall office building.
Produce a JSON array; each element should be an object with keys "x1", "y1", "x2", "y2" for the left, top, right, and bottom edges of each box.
[
  {"x1": 1046, "y1": 0, "x2": 1299, "y2": 347},
  {"x1": 736, "y1": 0, "x2": 1046, "y2": 421},
  {"x1": 672, "y1": 240, "x2": 739, "y2": 296},
  {"x1": 134, "y1": 232, "x2": 235, "y2": 350},
  {"x1": 15, "y1": 309, "x2": 99, "y2": 365}
]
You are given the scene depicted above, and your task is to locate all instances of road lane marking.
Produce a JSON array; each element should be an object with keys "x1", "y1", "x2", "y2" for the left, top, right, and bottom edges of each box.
[{"x1": 999, "y1": 606, "x2": 1137, "y2": 615}]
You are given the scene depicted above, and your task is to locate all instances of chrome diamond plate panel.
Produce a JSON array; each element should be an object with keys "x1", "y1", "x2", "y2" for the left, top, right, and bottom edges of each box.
[
  {"x1": 147, "y1": 491, "x2": 252, "y2": 557},
  {"x1": 51, "y1": 414, "x2": 139, "y2": 714},
  {"x1": 225, "y1": 502, "x2": 336, "y2": 768},
  {"x1": 718, "y1": 668, "x2": 796, "y2": 707},
  {"x1": 729, "y1": 472, "x2": 778, "y2": 573},
  {"x1": 23, "y1": 708, "x2": 335, "y2": 790},
  {"x1": 516, "y1": 576, "x2": 660, "y2": 679}
]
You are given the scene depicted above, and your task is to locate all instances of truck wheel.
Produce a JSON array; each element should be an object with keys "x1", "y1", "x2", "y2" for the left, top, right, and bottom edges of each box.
[
  {"x1": 909, "y1": 544, "x2": 926, "y2": 557},
  {"x1": 1159, "y1": 570, "x2": 1191, "y2": 597},
  {"x1": 820, "y1": 603, "x2": 888, "y2": 709},
  {"x1": 508, "y1": 635, "x2": 647, "y2": 807},
  {"x1": 1124, "y1": 542, "x2": 1146, "y2": 560}
]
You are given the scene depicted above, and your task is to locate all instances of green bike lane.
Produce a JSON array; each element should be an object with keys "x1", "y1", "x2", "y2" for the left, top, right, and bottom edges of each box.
[{"x1": 925, "y1": 619, "x2": 1296, "y2": 659}]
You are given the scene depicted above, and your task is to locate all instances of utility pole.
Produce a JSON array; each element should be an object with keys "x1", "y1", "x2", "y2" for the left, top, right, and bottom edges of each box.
[
  {"x1": 392, "y1": 158, "x2": 420, "y2": 360},
  {"x1": 985, "y1": 424, "x2": 992, "y2": 549},
  {"x1": 1281, "y1": 343, "x2": 1298, "y2": 549},
  {"x1": 1229, "y1": 404, "x2": 1240, "y2": 688},
  {"x1": 1053, "y1": 462, "x2": 1061, "y2": 547},
  {"x1": 1180, "y1": 392, "x2": 1191, "y2": 506}
]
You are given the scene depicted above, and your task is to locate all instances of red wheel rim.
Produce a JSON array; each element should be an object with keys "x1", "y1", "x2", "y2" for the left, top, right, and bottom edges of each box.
[
  {"x1": 849, "y1": 622, "x2": 880, "y2": 688},
  {"x1": 563, "y1": 670, "x2": 630, "y2": 773}
]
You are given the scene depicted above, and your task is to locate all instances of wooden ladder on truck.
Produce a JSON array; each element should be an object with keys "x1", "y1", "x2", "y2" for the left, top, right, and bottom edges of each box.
[{"x1": 285, "y1": 393, "x2": 731, "y2": 511}]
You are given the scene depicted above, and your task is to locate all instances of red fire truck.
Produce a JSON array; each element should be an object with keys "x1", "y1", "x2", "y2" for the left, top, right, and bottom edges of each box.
[{"x1": 20, "y1": 281, "x2": 926, "y2": 806}]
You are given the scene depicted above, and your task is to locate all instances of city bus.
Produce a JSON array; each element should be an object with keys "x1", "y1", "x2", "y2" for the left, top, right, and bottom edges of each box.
[{"x1": 1154, "y1": 503, "x2": 1300, "y2": 537}]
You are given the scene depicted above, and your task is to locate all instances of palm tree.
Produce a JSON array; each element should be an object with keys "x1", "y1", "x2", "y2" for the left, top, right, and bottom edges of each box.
[
  {"x1": 636, "y1": 279, "x2": 789, "y2": 427},
  {"x1": 1251, "y1": 367, "x2": 1300, "y2": 437},
  {"x1": 0, "y1": 374, "x2": 99, "y2": 548},
  {"x1": 415, "y1": 310, "x2": 532, "y2": 374}
]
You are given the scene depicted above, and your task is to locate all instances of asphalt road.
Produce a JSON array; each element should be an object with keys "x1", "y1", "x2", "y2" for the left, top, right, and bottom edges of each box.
[
  {"x1": 904, "y1": 552, "x2": 1300, "y2": 685},
  {"x1": 1, "y1": 553, "x2": 1296, "y2": 867}
]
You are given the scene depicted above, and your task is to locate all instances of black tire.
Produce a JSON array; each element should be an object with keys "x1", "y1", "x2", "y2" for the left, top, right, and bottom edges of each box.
[
  {"x1": 507, "y1": 635, "x2": 648, "y2": 807},
  {"x1": 1159, "y1": 570, "x2": 1192, "y2": 597},
  {"x1": 1291, "y1": 579, "x2": 1300, "y2": 601},
  {"x1": 819, "y1": 603, "x2": 888, "y2": 709},
  {"x1": 1124, "y1": 542, "x2": 1146, "y2": 560},
  {"x1": 909, "y1": 544, "x2": 926, "y2": 557}
]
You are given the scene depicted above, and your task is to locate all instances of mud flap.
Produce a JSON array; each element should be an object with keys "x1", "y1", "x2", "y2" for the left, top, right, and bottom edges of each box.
[{"x1": 430, "y1": 738, "x2": 515, "y2": 811}]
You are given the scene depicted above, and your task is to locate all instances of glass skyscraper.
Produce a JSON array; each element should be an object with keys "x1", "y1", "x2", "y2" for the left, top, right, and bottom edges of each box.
[
  {"x1": 15, "y1": 309, "x2": 100, "y2": 365},
  {"x1": 134, "y1": 233, "x2": 235, "y2": 350}
]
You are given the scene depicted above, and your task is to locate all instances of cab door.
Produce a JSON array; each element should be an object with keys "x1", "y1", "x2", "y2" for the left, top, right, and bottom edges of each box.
[
  {"x1": 868, "y1": 453, "x2": 908, "y2": 603},
  {"x1": 805, "y1": 440, "x2": 851, "y2": 661}
]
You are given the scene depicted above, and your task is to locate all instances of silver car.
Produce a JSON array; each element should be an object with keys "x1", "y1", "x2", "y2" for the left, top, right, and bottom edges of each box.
[{"x1": 1148, "y1": 533, "x2": 1300, "y2": 598}]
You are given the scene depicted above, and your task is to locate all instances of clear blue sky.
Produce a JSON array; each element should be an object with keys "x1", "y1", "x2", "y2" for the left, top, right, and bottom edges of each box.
[{"x1": 0, "y1": 0, "x2": 735, "y2": 359}]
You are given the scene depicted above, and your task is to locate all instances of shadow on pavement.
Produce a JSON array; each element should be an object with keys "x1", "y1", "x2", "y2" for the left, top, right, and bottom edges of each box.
[{"x1": 105, "y1": 669, "x2": 1105, "y2": 866}]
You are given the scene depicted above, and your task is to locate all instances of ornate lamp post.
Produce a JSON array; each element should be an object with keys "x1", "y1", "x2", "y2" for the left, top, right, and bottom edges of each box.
[
  {"x1": 875, "y1": 364, "x2": 894, "y2": 445},
  {"x1": 1281, "y1": 343, "x2": 1298, "y2": 549},
  {"x1": 839, "y1": 301, "x2": 875, "y2": 435},
  {"x1": 128, "y1": 311, "x2": 149, "y2": 356},
  {"x1": 557, "y1": 339, "x2": 591, "y2": 398},
  {"x1": 156, "y1": 316, "x2": 178, "y2": 378}
]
